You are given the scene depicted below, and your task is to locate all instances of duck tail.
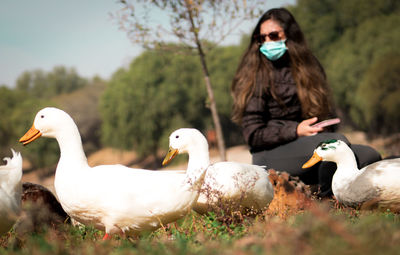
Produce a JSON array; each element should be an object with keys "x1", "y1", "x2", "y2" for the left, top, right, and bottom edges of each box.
[{"x1": 0, "y1": 149, "x2": 23, "y2": 197}]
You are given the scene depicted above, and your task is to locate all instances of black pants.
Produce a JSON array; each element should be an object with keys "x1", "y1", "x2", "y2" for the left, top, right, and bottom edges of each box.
[{"x1": 252, "y1": 133, "x2": 382, "y2": 197}]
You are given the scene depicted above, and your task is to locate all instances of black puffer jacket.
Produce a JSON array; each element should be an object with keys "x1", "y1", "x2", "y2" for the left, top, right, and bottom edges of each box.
[{"x1": 241, "y1": 60, "x2": 336, "y2": 153}]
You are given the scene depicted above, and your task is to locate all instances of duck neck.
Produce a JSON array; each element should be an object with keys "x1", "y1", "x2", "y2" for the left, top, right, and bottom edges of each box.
[
  {"x1": 184, "y1": 144, "x2": 209, "y2": 190},
  {"x1": 187, "y1": 147, "x2": 210, "y2": 172},
  {"x1": 56, "y1": 125, "x2": 88, "y2": 169},
  {"x1": 333, "y1": 146, "x2": 360, "y2": 178}
]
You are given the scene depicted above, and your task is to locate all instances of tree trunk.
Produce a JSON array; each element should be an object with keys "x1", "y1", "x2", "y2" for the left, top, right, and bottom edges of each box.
[
  {"x1": 184, "y1": 0, "x2": 227, "y2": 161},
  {"x1": 203, "y1": 73, "x2": 227, "y2": 161},
  {"x1": 195, "y1": 45, "x2": 226, "y2": 161}
]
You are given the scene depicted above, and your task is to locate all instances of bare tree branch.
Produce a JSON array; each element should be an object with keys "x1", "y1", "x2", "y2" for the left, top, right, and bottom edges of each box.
[{"x1": 113, "y1": 0, "x2": 264, "y2": 160}]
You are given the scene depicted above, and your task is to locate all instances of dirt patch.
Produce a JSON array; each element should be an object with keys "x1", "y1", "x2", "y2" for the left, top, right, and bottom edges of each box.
[{"x1": 87, "y1": 148, "x2": 139, "y2": 167}]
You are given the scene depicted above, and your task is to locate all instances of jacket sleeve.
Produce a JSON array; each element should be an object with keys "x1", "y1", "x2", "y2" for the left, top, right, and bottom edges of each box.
[{"x1": 241, "y1": 95, "x2": 299, "y2": 150}]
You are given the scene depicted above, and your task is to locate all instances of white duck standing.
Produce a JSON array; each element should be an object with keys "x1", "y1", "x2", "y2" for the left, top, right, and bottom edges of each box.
[
  {"x1": 0, "y1": 149, "x2": 22, "y2": 235},
  {"x1": 303, "y1": 139, "x2": 400, "y2": 210},
  {"x1": 163, "y1": 128, "x2": 274, "y2": 214},
  {"x1": 19, "y1": 107, "x2": 207, "y2": 240}
]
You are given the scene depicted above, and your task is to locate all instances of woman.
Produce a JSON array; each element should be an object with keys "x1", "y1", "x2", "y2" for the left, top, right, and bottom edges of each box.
[{"x1": 231, "y1": 8, "x2": 381, "y2": 197}]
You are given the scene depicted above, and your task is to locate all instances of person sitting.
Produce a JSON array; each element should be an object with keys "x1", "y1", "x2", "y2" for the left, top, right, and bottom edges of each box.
[{"x1": 231, "y1": 8, "x2": 381, "y2": 197}]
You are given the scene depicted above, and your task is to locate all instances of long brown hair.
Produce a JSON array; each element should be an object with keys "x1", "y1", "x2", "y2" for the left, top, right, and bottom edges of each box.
[{"x1": 231, "y1": 8, "x2": 333, "y2": 124}]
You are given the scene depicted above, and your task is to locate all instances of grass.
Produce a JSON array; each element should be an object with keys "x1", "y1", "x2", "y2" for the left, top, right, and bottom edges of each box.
[{"x1": 1, "y1": 202, "x2": 400, "y2": 255}]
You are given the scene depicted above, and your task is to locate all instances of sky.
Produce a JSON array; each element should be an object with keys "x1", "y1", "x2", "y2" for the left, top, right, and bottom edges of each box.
[{"x1": 0, "y1": 0, "x2": 296, "y2": 87}]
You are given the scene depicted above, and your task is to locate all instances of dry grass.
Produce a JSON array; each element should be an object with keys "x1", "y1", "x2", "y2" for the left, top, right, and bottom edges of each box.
[
  {"x1": 3, "y1": 172, "x2": 400, "y2": 255},
  {"x1": 2, "y1": 202, "x2": 400, "y2": 255}
]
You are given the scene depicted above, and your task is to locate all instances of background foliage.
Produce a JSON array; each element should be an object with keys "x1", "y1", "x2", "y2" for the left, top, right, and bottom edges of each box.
[
  {"x1": 100, "y1": 50, "x2": 208, "y2": 157},
  {"x1": 289, "y1": 0, "x2": 400, "y2": 134},
  {"x1": 1, "y1": 0, "x2": 399, "y2": 169}
]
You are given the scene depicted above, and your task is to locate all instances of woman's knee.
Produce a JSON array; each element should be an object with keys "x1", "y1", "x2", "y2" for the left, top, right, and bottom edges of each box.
[{"x1": 252, "y1": 151, "x2": 268, "y2": 166}]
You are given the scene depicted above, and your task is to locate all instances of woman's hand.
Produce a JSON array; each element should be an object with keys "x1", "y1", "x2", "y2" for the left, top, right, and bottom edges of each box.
[{"x1": 296, "y1": 117, "x2": 323, "y2": 137}]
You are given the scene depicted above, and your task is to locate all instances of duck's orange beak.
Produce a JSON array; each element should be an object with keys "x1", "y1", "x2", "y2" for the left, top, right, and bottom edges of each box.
[
  {"x1": 19, "y1": 125, "x2": 42, "y2": 145},
  {"x1": 302, "y1": 152, "x2": 322, "y2": 168},
  {"x1": 162, "y1": 147, "x2": 178, "y2": 166}
]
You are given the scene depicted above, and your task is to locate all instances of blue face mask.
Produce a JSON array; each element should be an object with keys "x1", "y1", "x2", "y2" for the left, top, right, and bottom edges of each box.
[{"x1": 259, "y1": 40, "x2": 287, "y2": 61}]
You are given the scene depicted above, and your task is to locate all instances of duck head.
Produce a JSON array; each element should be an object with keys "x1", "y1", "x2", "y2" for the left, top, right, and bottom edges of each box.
[
  {"x1": 162, "y1": 128, "x2": 207, "y2": 165},
  {"x1": 19, "y1": 107, "x2": 74, "y2": 145},
  {"x1": 302, "y1": 139, "x2": 347, "y2": 168}
]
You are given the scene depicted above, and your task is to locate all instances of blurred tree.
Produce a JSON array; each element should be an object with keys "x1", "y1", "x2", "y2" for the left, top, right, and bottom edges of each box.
[
  {"x1": 0, "y1": 86, "x2": 20, "y2": 151},
  {"x1": 17, "y1": 78, "x2": 106, "y2": 170},
  {"x1": 290, "y1": 0, "x2": 400, "y2": 60},
  {"x1": 53, "y1": 77, "x2": 106, "y2": 154},
  {"x1": 1, "y1": 76, "x2": 103, "y2": 169},
  {"x1": 289, "y1": 0, "x2": 400, "y2": 135},
  {"x1": 7, "y1": 66, "x2": 89, "y2": 168},
  {"x1": 207, "y1": 42, "x2": 247, "y2": 145},
  {"x1": 15, "y1": 66, "x2": 87, "y2": 99},
  {"x1": 0, "y1": 86, "x2": 58, "y2": 168},
  {"x1": 355, "y1": 53, "x2": 400, "y2": 135},
  {"x1": 100, "y1": 50, "x2": 208, "y2": 159},
  {"x1": 114, "y1": 0, "x2": 264, "y2": 160},
  {"x1": 325, "y1": 12, "x2": 400, "y2": 131},
  {"x1": 288, "y1": 0, "x2": 340, "y2": 60}
]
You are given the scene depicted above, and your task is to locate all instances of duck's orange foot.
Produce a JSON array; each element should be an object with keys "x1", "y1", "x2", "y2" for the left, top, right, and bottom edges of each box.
[{"x1": 102, "y1": 233, "x2": 111, "y2": 240}]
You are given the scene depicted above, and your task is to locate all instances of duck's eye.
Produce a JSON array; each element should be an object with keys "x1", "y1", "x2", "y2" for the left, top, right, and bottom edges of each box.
[
  {"x1": 175, "y1": 135, "x2": 179, "y2": 139},
  {"x1": 41, "y1": 115, "x2": 44, "y2": 118}
]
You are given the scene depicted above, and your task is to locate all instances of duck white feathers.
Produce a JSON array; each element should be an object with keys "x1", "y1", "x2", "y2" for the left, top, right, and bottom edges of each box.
[
  {"x1": 303, "y1": 139, "x2": 400, "y2": 210},
  {"x1": 19, "y1": 107, "x2": 206, "y2": 239},
  {"x1": 162, "y1": 128, "x2": 274, "y2": 214},
  {"x1": 0, "y1": 149, "x2": 22, "y2": 235}
]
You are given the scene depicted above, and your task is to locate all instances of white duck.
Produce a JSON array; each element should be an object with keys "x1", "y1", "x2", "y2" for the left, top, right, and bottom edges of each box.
[
  {"x1": 162, "y1": 128, "x2": 274, "y2": 214},
  {"x1": 303, "y1": 139, "x2": 400, "y2": 210},
  {"x1": 0, "y1": 149, "x2": 22, "y2": 235},
  {"x1": 19, "y1": 107, "x2": 207, "y2": 239}
]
